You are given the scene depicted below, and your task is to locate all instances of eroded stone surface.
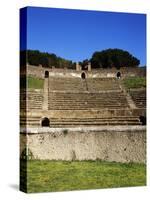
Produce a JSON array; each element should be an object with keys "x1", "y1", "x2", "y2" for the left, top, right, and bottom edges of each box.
[{"x1": 20, "y1": 126, "x2": 146, "y2": 163}]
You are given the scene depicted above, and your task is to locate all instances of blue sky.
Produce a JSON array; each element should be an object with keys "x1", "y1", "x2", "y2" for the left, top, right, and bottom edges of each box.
[{"x1": 26, "y1": 7, "x2": 146, "y2": 66}]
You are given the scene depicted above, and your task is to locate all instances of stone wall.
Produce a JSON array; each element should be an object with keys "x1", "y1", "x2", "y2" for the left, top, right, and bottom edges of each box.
[
  {"x1": 24, "y1": 108, "x2": 146, "y2": 119},
  {"x1": 26, "y1": 65, "x2": 45, "y2": 78},
  {"x1": 20, "y1": 126, "x2": 146, "y2": 163},
  {"x1": 26, "y1": 65, "x2": 146, "y2": 79}
]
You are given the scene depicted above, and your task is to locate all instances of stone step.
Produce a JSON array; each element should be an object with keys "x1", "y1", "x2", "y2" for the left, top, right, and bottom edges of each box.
[
  {"x1": 20, "y1": 121, "x2": 141, "y2": 126},
  {"x1": 49, "y1": 101, "x2": 127, "y2": 103},
  {"x1": 20, "y1": 115, "x2": 139, "y2": 119},
  {"x1": 48, "y1": 107, "x2": 128, "y2": 110},
  {"x1": 50, "y1": 116, "x2": 140, "y2": 119},
  {"x1": 48, "y1": 102, "x2": 127, "y2": 105},
  {"x1": 48, "y1": 99, "x2": 127, "y2": 102},
  {"x1": 48, "y1": 106, "x2": 128, "y2": 108},
  {"x1": 21, "y1": 107, "x2": 42, "y2": 109},
  {"x1": 20, "y1": 116, "x2": 141, "y2": 127},
  {"x1": 50, "y1": 122, "x2": 141, "y2": 127},
  {"x1": 50, "y1": 121, "x2": 141, "y2": 126},
  {"x1": 21, "y1": 118, "x2": 139, "y2": 122},
  {"x1": 50, "y1": 119, "x2": 139, "y2": 122}
]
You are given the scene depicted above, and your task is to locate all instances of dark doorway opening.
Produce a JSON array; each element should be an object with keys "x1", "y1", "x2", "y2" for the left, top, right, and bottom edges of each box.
[
  {"x1": 116, "y1": 72, "x2": 121, "y2": 79},
  {"x1": 45, "y1": 71, "x2": 49, "y2": 78},
  {"x1": 41, "y1": 117, "x2": 50, "y2": 127},
  {"x1": 139, "y1": 116, "x2": 146, "y2": 125},
  {"x1": 81, "y1": 72, "x2": 86, "y2": 79}
]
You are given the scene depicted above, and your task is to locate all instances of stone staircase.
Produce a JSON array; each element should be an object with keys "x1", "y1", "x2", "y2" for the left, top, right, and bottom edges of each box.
[
  {"x1": 20, "y1": 116, "x2": 40, "y2": 127},
  {"x1": 87, "y1": 78, "x2": 121, "y2": 91},
  {"x1": 20, "y1": 89, "x2": 43, "y2": 110},
  {"x1": 49, "y1": 77, "x2": 87, "y2": 91},
  {"x1": 48, "y1": 91, "x2": 129, "y2": 110},
  {"x1": 129, "y1": 89, "x2": 146, "y2": 108},
  {"x1": 20, "y1": 76, "x2": 145, "y2": 127},
  {"x1": 50, "y1": 117, "x2": 141, "y2": 127},
  {"x1": 20, "y1": 115, "x2": 141, "y2": 127},
  {"x1": 48, "y1": 77, "x2": 121, "y2": 92}
]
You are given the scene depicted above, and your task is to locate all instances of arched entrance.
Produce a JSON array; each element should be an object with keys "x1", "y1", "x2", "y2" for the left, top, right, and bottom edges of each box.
[
  {"x1": 41, "y1": 117, "x2": 50, "y2": 127},
  {"x1": 81, "y1": 72, "x2": 86, "y2": 79},
  {"x1": 139, "y1": 116, "x2": 146, "y2": 125},
  {"x1": 116, "y1": 71, "x2": 121, "y2": 79},
  {"x1": 45, "y1": 71, "x2": 49, "y2": 78}
]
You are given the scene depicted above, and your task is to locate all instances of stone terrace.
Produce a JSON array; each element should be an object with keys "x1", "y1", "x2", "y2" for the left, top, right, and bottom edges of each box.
[
  {"x1": 48, "y1": 91, "x2": 129, "y2": 110},
  {"x1": 20, "y1": 114, "x2": 142, "y2": 127},
  {"x1": 48, "y1": 77, "x2": 127, "y2": 110},
  {"x1": 49, "y1": 77, "x2": 86, "y2": 92},
  {"x1": 87, "y1": 77, "x2": 121, "y2": 91},
  {"x1": 20, "y1": 89, "x2": 43, "y2": 111},
  {"x1": 129, "y1": 89, "x2": 146, "y2": 108},
  {"x1": 20, "y1": 72, "x2": 146, "y2": 127}
]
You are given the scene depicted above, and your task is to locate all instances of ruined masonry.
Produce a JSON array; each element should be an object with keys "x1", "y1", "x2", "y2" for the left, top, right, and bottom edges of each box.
[{"x1": 20, "y1": 64, "x2": 146, "y2": 163}]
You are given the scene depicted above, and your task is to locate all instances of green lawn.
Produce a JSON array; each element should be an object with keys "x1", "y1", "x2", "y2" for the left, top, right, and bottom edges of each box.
[
  {"x1": 23, "y1": 160, "x2": 146, "y2": 193},
  {"x1": 27, "y1": 76, "x2": 44, "y2": 89},
  {"x1": 123, "y1": 77, "x2": 146, "y2": 89},
  {"x1": 20, "y1": 76, "x2": 44, "y2": 89}
]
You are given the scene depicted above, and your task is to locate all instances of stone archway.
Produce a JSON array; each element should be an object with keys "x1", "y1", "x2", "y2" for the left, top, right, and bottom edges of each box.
[
  {"x1": 81, "y1": 72, "x2": 86, "y2": 79},
  {"x1": 139, "y1": 116, "x2": 146, "y2": 125},
  {"x1": 116, "y1": 71, "x2": 121, "y2": 79},
  {"x1": 45, "y1": 71, "x2": 49, "y2": 78},
  {"x1": 41, "y1": 117, "x2": 50, "y2": 127}
]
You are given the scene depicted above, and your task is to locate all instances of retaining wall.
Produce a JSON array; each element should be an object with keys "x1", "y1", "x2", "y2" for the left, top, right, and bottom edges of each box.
[
  {"x1": 20, "y1": 126, "x2": 146, "y2": 163},
  {"x1": 24, "y1": 65, "x2": 146, "y2": 79},
  {"x1": 22, "y1": 108, "x2": 146, "y2": 118}
]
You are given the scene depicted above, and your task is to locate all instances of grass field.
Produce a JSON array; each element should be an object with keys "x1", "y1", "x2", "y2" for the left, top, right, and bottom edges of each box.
[
  {"x1": 23, "y1": 160, "x2": 146, "y2": 193},
  {"x1": 27, "y1": 76, "x2": 44, "y2": 89},
  {"x1": 123, "y1": 77, "x2": 146, "y2": 89},
  {"x1": 20, "y1": 76, "x2": 44, "y2": 89}
]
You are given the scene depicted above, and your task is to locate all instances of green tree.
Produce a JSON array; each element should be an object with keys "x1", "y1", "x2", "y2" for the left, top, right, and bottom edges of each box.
[
  {"x1": 20, "y1": 50, "x2": 74, "y2": 69},
  {"x1": 90, "y1": 48, "x2": 140, "y2": 69}
]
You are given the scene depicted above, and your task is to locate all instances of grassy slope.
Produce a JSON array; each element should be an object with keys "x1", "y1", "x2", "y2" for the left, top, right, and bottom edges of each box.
[
  {"x1": 123, "y1": 77, "x2": 146, "y2": 89},
  {"x1": 27, "y1": 76, "x2": 44, "y2": 89},
  {"x1": 20, "y1": 76, "x2": 44, "y2": 89},
  {"x1": 25, "y1": 160, "x2": 146, "y2": 193}
]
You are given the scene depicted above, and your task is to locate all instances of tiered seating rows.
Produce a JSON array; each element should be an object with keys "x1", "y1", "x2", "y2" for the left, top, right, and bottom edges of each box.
[
  {"x1": 49, "y1": 77, "x2": 120, "y2": 91},
  {"x1": 48, "y1": 92, "x2": 129, "y2": 110},
  {"x1": 20, "y1": 116, "x2": 141, "y2": 127},
  {"x1": 20, "y1": 90, "x2": 43, "y2": 110},
  {"x1": 49, "y1": 78, "x2": 86, "y2": 91},
  {"x1": 87, "y1": 78, "x2": 120, "y2": 91},
  {"x1": 129, "y1": 90, "x2": 146, "y2": 108}
]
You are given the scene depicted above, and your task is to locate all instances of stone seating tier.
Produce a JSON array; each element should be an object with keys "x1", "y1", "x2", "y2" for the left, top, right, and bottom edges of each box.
[
  {"x1": 20, "y1": 115, "x2": 142, "y2": 127},
  {"x1": 129, "y1": 90, "x2": 146, "y2": 108},
  {"x1": 49, "y1": 77, "x2": 86, "y2": 91},
  {"x1": 87, "y1": 78, "x2": 120, "y2": 91},
  {"x1": 48, "y1": 92, "x2": 129, "y2": 110},
  {"x1": 49, "y1": 77, "x2": 121, "y2": 92},
  {"x1": 20, "y1": 90, "x2": 43, "y2": 110}
]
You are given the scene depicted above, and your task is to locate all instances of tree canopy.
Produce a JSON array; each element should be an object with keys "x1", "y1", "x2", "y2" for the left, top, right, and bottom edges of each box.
[
  {"x1": 20, "y1": 50, "x2": 76, "y2": 69},
  {"x1": 90, "y1": 48, "x2": 140, "y2": 69},
  {"x1": 20, "y1": 48, "x2": 140, "y2": 70}
]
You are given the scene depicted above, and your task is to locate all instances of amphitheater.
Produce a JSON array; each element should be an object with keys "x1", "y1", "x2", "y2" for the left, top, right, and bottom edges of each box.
[{"x1": 20, "y1": 63, "x2": 146, "y2": 163}]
